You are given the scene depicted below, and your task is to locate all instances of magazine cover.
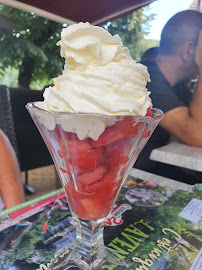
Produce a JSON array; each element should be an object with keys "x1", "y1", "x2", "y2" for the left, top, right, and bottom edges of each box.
[{"x1": 0, "y1": 176, "x2": 201, "y2": 270}]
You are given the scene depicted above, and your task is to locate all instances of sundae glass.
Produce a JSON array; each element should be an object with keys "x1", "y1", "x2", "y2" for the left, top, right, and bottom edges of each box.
[{"x1": 26, "y1": 103, "x2": 163, "y2": 269}]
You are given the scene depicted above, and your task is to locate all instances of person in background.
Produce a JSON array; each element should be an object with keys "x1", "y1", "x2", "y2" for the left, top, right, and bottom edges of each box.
[
  {"x1": 0, "y1": 129, "x2": 25, "y2": 210},
  {"x1": 135, "y1": 10, "x2": 202, "y2": 184},
  {"x1": 141, "y1": 46, "x2": 159, "y2": 62},
  {"x1": 141, "y1": 46, "x2": 197, "y2": 101}
]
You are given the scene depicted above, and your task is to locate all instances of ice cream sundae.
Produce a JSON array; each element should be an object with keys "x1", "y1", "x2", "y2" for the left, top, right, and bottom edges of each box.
[{"x1": 26, "y1": 22, "x2": 163, "y2": 270}]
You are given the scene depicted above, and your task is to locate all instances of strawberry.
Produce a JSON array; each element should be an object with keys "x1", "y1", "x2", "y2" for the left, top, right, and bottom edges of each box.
[
  {"x1": 55, "y1": 126, "x2": 66, "y2": 158},
  {"x1": 65, "y1": 136, "x2": 92, "y2": 157},
  {"x1": 86, "y1": 170, "x2": 116, "y2": 192},
  {"x1": 115, "y1": 117, "x2": 142, "y2": 138},
  {"x1": 60, "y1": 167, "x2": 69, "y2": 174},
  {"x1": 78, "y1": 166, "x2": 107, "y2": 185},
  {"x1": 146, "y1": 107, "x2": 152, "y2": 117},
  {"x1": 57, "y1": 131, "x2": 105, "y2": 174},
  {"x1": 79, "y1": 198, "x2": 106, "y2": 220},
  {"x1": 60, "y1": 159, "x2": 80, "y2": 176},
  {"x1": 143, "y1": 108, "x2": 152, "y2": 138},
  {"x1": 115, "y1": 117, "x2": 135, "y2": 132},
  {"x1": 68, "y1": 148, "x2": 104, "y2": 174},
  {"x1": 142, "y1": 129, "x2": 151, "y2": 138},
  {"x1": 58, "y1": 148, "x2": 65, "y2": 158},
  {"x1": 105, "y1": 139, "x2": 129, "y2": 167},
  {"x1": 89, "y1": 125, "x2": 125, "y2": 148}
]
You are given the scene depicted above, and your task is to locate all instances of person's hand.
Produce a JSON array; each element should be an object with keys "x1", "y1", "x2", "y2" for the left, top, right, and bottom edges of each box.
[{"x1": 195, "y1": 30, "x2": 202, "y2": 73}]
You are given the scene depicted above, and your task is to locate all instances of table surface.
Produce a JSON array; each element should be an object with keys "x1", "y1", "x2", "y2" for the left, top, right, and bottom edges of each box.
[
  {"x1": 0, "y1": 169, "x2": 199, "y2": 270},
  {"x1": 150, "y1": 142, "x2": 202, "y2": 172},
  {"x1": 130, "y1": 168, "x2": 193, "y2": 193},
  {"x1": 0, "y1": 168, "x2": 193, "y2": 231}
]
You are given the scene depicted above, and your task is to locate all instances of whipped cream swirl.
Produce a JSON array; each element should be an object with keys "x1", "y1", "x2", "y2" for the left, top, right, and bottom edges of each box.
[{"x1": 41, "y1": 22, "x2": 152, "y2": 116}]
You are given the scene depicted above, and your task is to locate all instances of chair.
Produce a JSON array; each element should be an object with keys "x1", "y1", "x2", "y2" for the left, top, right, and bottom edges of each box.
[
  {"x1": 0, "y1": 85, "x2": 19, "y2": 158},
  {"x1": 0, "y1": 85, "x2": 54, "y2": 193}
]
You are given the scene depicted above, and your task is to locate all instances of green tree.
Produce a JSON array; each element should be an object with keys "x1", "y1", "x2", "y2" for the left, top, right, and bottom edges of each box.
[
  {"x1": 0, "y1": 5, "x2": 156, "y2": 89},
  {"x1": 104, "y1": 7, "x2": 157, "y2": 61},
  {"x1": 0, "y1": 5, "x2": 64, "y2": 89}
]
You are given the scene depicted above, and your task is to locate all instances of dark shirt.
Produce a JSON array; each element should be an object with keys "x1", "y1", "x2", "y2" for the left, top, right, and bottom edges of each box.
[
  {"x1": 135, "y1": 60, "x2": 193, "y2": 181},
  {"x1": 174, "y1": 81, "x2": 192, "y2": 107}
]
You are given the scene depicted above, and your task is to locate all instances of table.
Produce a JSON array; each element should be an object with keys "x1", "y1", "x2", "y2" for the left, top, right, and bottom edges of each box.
[
  {"x1": 0, "y1": 170, "x2": 201, "y2": 270},
  {"x1": 150, "y1": 142, "x2": 202, "y2": 172},
  {"x1": 130, "y1": 168, "x2": 193, "y2": 193},
  {"x1": 0, "y1": 169, "x2": 193, "y2": 231}
]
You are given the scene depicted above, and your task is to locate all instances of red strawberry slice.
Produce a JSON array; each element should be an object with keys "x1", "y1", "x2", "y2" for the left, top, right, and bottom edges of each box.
[
  {"x1": 86, "y1": 170, "x2": 117, "y2": 193},
  {"x1": 57, "y1": 131, "x2": 104, "y2": 174},
  {"x1": 115, "y1": 117, "x2": 135, "y2": 132},
  {"x1": 60, "y1": 167, "x2": 69, "y2": 174},
  {"x1": 65, "y1": 137, "x2": 93, "y2": 157},
  {"x1": 69, "y1": 154, "x2": 95, "y2": 173},
  {"x1": 58, "y1": 148, "x2": 65, "y2": 158},
  {"x1": 60, "y1": 159, "x2": 80, "y2": 176},
  {"x1": 55, "y1": 126, "x2": 66, "y2": 158},
  {"x1": 79, "y1": 198, "x2": 106, "y2": 220},
  {"x1": 78, "y1": 166, "x2": 107, "y2": 185},
  {"x1": 115, "y1": 117, "x2": 142, "y2": 138},
  {"x1": 146, "y1": 107, "x2": 152, "y2": 117},
  {"x1": 68, "y1": 148, "x2": 104, "y2": 174},
  {"x1": 142, "y1": 129, "x2": 151, "y2": 138},
  {"x1": 106, "y1": 139, "x2": 129, "y2": 167},
  {"x1": 89, "y1": 125, "x2": 124, "y2": 148}
]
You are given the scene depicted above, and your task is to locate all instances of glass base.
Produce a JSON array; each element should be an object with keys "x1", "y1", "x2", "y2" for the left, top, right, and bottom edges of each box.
[{"x1": 48, "y1": 245, "x2": 128, "y2": 270}]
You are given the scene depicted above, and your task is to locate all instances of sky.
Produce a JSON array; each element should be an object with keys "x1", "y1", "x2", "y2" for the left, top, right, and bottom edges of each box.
[{"x1": 147, "y1": 0, "x2": 195, "y2": 40}]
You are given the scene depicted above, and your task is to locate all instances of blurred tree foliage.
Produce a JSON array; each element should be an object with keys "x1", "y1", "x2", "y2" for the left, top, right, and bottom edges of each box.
[
  {"x1": 0, "y1": 5, "x2": 157, "y2": 89},
  {"x1": 104, "y1": 7, "x2": 158, "y2": 61},
  {"x1": 0, "y1": 5, "x2": 64, "y2": 89}
]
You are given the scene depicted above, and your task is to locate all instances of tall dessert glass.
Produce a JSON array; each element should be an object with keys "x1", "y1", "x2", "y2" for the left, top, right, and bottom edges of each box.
[{"x1": 26, "y1": 102, "x2": 163, "y2": 270}]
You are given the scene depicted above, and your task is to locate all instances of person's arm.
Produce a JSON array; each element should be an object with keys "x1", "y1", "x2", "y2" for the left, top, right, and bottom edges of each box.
[
  {"x1": 0, "y1": 130, "x2": 25, "y2": 209},
  {"x1": 160, "y1": 31, "x2": 202, "y2": 147}
]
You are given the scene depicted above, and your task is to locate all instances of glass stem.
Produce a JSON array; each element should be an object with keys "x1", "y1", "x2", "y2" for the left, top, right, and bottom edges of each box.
[{"x1": 72, "y1": 213, "x2": 106, "y2": 259}]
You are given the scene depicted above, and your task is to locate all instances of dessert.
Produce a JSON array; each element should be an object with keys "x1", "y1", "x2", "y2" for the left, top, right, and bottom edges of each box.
[
  {"x1": 26, "y1": 22, "x2": 163, "y2": 270},
  {"x1": 41, "y1": 22, "x2": 151, "y2": 116},
  {"x1": 34, "y1": 22, "x2": 153, "y2": 220},
  {"x1": 38, "y1": 22, "x2": 151, "y2": 140}
]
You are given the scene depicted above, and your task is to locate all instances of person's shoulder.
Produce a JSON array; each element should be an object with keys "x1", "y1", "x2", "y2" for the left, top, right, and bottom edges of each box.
[
  {"x1": 140, "y1": 60, "x2": 163, "y2": 79},
  {"x1": 140, "y1": 60, "x2": 158, "y2": 71},
  {"x1": 140, "y1": 59, "x2": 157, "y2": 66},
  {"x1": 140, "y1": 60, "x2": 169, "y2": 92}
]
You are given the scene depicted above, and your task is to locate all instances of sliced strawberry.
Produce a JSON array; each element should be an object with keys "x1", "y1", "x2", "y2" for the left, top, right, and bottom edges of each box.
[
  {"x1": 86, "y1": 170, "x2": 116, "y2": 192},
  {"x1": 54, "y1": 125, "x2": 62, "y2": 141},
  {"x1": 146, "y1": 107, "x2": 152, "y2": 117},
  {"x1": 142, "y1": 129, "x2": 151, "y2": 138},
  {"x1": 58, "y1": 149, "x2": 65, "y2": 158},
  {"x1": 60, "y1": 167, "x2": 69, "y2": 174},
  {"x1": 121, "y1": 156, "x2": 129, "y2": 165},
  {"x1": 89, "y1": 125, "x2": 124, "y2": 148},
  {"x1": 78, "y1": 166, "x2": 107, "y2": 185},
  {"x1": 55, "y1": 126, "x2": 66, "y2": 158},
  {"x1": 115, "y1": 117, "x2": 142, "y2": 138},
  {"x1": 65, "y1": 137, "x2": 93, "y2": 158},
  {"x1": 68, "y1": 148, "x2": 104, "y2": 174},
  {"x1": 60, "y1": 159, "x2": 80, "y2": 176},
  {"x1": 120, "y1": 167, "x2": 126, "y2": 177},
  {"x1": 115, "y1": 117, "x2": 135, "y2": 133},
  {"x1": 63, "y1": 134, "x2": 99, "y2": 173},
  {"x1": 105, "y1": 139, "x2": 129, "y2": 168},
  {"x1": 79, "y1": 198, "x2": 106, "y2": 220},
  {"x1": 57, "y1": 131, "x2": 104, "y2": 174},
  {"x1": 69, "y1": 154, "x2": 95, "y2": 173}
]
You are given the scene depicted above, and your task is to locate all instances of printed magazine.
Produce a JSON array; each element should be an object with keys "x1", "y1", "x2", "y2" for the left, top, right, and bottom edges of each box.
[{"x1": 0, "y1": 176, "x2": 201, "y2": 270}]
